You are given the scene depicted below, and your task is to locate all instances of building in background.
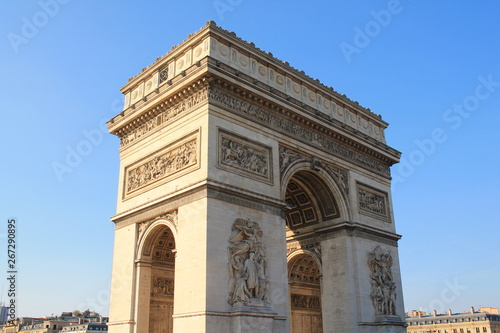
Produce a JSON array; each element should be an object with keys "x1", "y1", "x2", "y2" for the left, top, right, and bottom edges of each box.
[
  {"x1": 406, "y1": 307, "x2": 500, "y2": 333},
  {"x1": 0, "y1": 304, "x2": 8, "y2": 323},
  {"x1": 0, "y1": 315, "x2": 108, "y2": 333}
]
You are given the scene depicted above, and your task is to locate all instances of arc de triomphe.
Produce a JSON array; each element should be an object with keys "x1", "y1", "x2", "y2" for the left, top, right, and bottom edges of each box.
[{"x1": 106, "y1": 21, "x2": 406, "y2": 333}]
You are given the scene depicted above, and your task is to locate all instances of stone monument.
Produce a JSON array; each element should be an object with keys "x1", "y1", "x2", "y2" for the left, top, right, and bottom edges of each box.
[{"x1": 106, "y1": 21, "x2": 406, "y2": 333}]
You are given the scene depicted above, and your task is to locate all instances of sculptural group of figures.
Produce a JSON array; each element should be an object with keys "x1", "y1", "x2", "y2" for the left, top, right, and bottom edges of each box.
[
  {"x1": 368, "y1": 246, "x2": 397, "y2": 316},
  {"x1": 228, "y1": 218, "x2": 269, "y2": 306},
  {"x1": 221, "y1": 138, "x2": 268, "y2": 176},
  {"x1": 127, "y1": 140, "x2": 197, "y2": 193}
]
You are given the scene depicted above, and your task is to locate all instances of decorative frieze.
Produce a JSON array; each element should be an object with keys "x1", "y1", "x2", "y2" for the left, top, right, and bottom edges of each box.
[
  {"x1": 124, "y1": 131, "x2": 199, "y2": 198},
  {"x1": 209, "y1": 86, "x2": 391, "y2": 177},
  {"x1": 152, "y1": 276, "x2": 174, "y2": 295},
  {"x1": 228, "y1": 218, "x2": 269, "y2": 306},
  {"x1": 291, "y1": 294, "x2": 321, "y2": 310},
  {"x1": 368, "y1": 246, "x2": 397, "y2": 316},
  {"x1": 357, "y1": 182, "x2": 389, "y2": 221},
  {"x1": 120, "y1": 86, "x2": 208, "y2": 147},
  {"x1": 218, "y1": 130, "x2": 273, "y2": 184}
]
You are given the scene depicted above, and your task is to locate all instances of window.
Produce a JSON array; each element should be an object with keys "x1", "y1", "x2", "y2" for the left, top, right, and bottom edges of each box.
[{"x1": 482, "y1": 328, "x2": 487, "y2": 332}]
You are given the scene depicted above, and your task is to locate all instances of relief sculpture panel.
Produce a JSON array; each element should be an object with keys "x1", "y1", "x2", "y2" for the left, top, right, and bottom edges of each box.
[
  {"x1": 357, "y1": 182, "x2": 389, "y2": 221},
  {"x1": 152, "y1": 276, "x2": 174, "y2": 296},
  {"x1": 227, "y1": 218, "x2": 269, "y2": 307},
  {"x1": 124, "y1": 131, "x2": 199, "y2": 198},
  {"x1": 218, "y1": 129, "x2": 273, "y2": 184},
  {"x1": 368, "y1": 246, "x2": 398, "y2": 317}
]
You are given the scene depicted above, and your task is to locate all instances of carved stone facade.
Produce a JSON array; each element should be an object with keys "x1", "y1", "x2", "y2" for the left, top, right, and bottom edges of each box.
[
  {"x1": 357, "y1": 182, "x2": 390, "y2": 221},
  {"x1": 291, "y1": 294, "x2": 321, "y2": 310},
  {"x1": 120, "y1": 86, "x2": 208, "y2": 147},
  {"x1": 152, "y1": 277, "x2": 175, "y2": 296},
  {"x1": 124, "y1": 132, "x2": 198, "y2": 198},
  {"x1": 218, "y1": 130, "x2": 272, "y2": 184},
  {"x1": 288, "y1": 255, "x2": 321, "y2": 284},
  {"x1": 208, "y1": 86, "x2": 392, "y2": 177},
  {"x1": 138, "y1": 211, "x2": 178, "y2": 242},
  {"x1": 107, "y1": 22, "x2": 405, "y2": 333},
  {"x1": 227, "y1": 218, "x2": 269, "y2": 306},
  {"x1": 368, "y1": 246, "x2": 397, "y2": 316}
]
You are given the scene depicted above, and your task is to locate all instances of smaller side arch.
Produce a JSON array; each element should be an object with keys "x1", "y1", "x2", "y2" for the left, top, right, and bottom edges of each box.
[
  {"x1": 136, "y1": 212, "x2": 178, "y2": 260},
  {"x1": 287, "y1": 249, "x2": 322, "y2": 277},
  {"x1": 287, "y1": 250, "x2": 324, "y2": 333}
]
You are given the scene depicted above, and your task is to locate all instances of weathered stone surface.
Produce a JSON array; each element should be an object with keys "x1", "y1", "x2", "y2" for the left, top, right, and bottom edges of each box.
[{"x1": 107, "y1": 22, "x2": 405, "y2": 333}]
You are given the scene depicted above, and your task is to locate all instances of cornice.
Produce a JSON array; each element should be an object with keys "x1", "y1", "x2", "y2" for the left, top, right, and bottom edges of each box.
[
  {"x1": 120, "y1": 21, "x2": 387, "y2": 126},
  {"x1": 111, "y1": 179, "x2": 287, "y2": 228},
  {"x1": 107, "y1": 60, "x2": 211, "y2": 140},
  {"x1": 287, "y1": 221, "x2": 402, "y2": 247},
  {"x1": 206, "y1": 59, "x2": 400, "y2": 164},
  {"x1": 207, "y1": 82, "x2": 398, "y2": 177}
]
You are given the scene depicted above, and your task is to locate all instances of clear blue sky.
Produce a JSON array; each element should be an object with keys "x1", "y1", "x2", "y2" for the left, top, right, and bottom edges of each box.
[{"x1": 1, "y1": 0, "x2": 499, "y2": 317}]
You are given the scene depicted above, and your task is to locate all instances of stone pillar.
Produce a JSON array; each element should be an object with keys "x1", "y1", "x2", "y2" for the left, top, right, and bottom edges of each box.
[
  {"x1": 108, "y1": 224, "x2": 138, "y2": 333},
  {"x1": 134, "y1": 259, "x2": 152, "y2": 333},
  {"x1": 320, "y1": 235, "x2": 359, "y2": 332}
]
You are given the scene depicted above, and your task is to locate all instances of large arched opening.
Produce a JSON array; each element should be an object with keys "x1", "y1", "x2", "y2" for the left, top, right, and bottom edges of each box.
[
  {"x1": 284, "y1": 169, "x2": 343, "y2": 333},
  {"x1": 284, "y1": 170, "x2": 341, "y2": 234},
  {"x1": 288, "y1": 252, "x2": 322, "y2": 333}
]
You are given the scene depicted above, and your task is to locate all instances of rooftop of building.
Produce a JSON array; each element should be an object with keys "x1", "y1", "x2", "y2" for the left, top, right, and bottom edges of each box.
[
  {"x1": 125, "y1": 21, "x2": 376, "y2": 117},
  {"x1": 406, "y1": 307, "x2": 500, "y2": 325}
]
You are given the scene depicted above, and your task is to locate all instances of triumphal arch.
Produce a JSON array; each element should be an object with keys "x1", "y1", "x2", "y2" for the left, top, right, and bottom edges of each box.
[{"x1": 106, "y1": 21, "x2": 406, "y2": 333}]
